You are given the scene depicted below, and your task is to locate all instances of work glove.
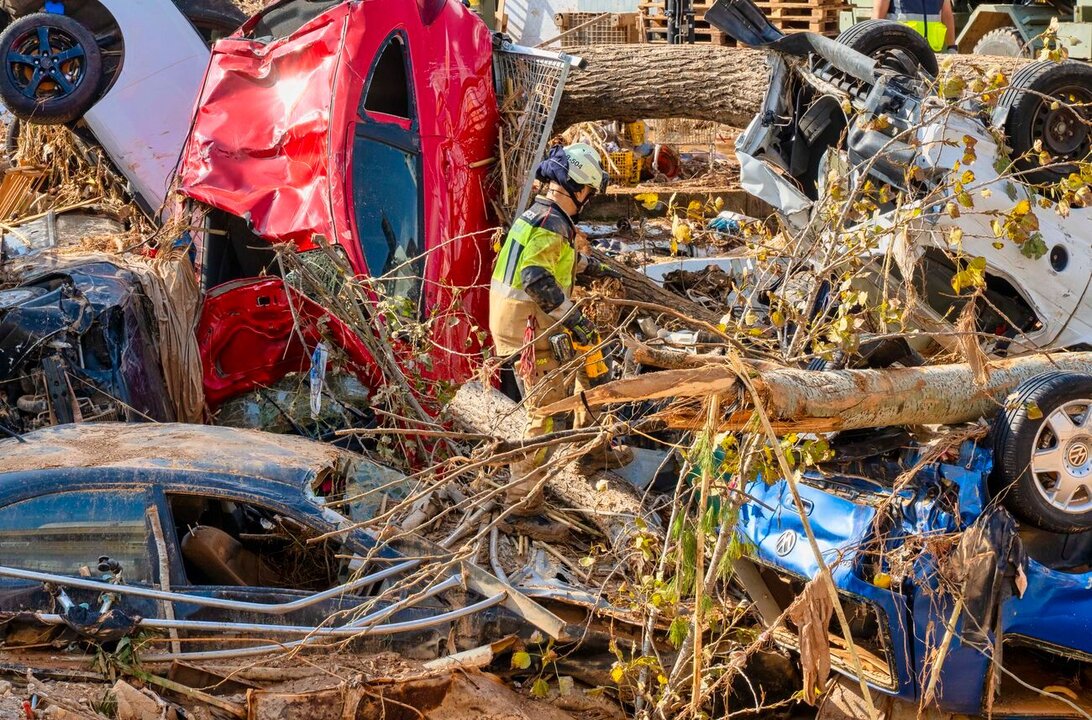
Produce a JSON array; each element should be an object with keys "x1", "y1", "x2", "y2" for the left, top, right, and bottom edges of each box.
[
  {"x1": 577, "y1": 253, "x2": 622, "y2": 281},
  {"x1": 563, "y1": 311, "x2": 598, "y2": 346}
]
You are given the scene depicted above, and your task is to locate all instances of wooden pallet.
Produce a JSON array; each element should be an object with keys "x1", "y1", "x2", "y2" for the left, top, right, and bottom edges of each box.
[{"x1": 639, "y1": 0, "x2": 845, "y2": 43}]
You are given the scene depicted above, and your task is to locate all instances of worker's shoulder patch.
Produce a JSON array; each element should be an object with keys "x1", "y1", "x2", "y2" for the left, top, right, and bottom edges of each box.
[{"x1": 524, "y1": 205, "x2": 575, "y2": 239}]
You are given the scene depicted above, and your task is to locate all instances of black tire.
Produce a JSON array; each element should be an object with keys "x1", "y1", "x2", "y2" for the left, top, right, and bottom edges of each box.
[
  {"x1": 174, "y1": 0, "x2": 247, "y2": 44},
  {"x1": 991, "y1": 371, "x2": 1092, "y2": 533},
  {"x1": 996, "y1": 60, "x2": 1092, "y2": 187},
  {"x1": 836, "y1": 19, "x2": 939, "y2": 77},
  {"x1": 973, "y1": 27, "x2": 1028, "y2": 58},
  {"x1": 0, "y1": 13, "x2": 102, "y2": 125}
]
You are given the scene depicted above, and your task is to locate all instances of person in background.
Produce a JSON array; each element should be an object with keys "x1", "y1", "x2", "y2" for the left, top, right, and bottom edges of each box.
[{"x1": 873, "y1": 0, "x2": 958, "y2": 54}]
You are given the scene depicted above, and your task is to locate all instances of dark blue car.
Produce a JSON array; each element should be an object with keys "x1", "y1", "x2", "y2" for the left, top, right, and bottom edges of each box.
[{"x1": 0, "y1": 422, "x2": 563, "y2": 662}]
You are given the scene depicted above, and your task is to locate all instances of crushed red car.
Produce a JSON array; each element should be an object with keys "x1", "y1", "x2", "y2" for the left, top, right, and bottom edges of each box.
[
  {"x1": 180, "y1": 0, "x2": 501, "y2": 407},
  {"x1": 0, "y1": 0, "x2": 546, "y2": 434}
]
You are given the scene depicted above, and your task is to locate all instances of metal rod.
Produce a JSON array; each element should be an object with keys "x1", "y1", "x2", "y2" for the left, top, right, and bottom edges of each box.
[
  {"x1": 0, "y1": 559, "x2": 420, "y2": 615},
  {"x1": 497, "y1": 39, "x2": 584, "y2": 68},
  {"x1": 489, "y1": 525, "x2": 510, "y2": 584},
  {"x1": 32, "y1": 578, "x2": 479, "y2": 638},
  {"x1": 138, "y1": 592, "x2": 507, "y2": 662}
]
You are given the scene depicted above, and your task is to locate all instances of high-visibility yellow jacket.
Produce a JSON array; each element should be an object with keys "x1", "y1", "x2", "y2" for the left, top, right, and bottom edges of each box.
[
  {"x1": 887, "y1": 0, "x2": 947, "y2": 51},
  {"x1": 489, "y1": 197, "x2": 580, "y2": 355}
]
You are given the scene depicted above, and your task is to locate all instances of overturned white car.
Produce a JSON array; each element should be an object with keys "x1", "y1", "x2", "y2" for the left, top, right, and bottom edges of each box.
[{"x1": 709, "y1": 0, "x2": 1092, "y2": 355}]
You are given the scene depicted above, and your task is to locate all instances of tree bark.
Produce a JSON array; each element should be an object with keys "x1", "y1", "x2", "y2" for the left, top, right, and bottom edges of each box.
[
  {"x1": 533, "y1": 352, "x2": 1092, "y2": 434},
  {"x1": 448, "y1": 382, "x2": 662, "y2": 566},
  {"x1": 589, "y1": 248, "x2": 722, "y2": 325},
  {"x1": 557, "y1": 44, "x2": 1029, "y2": 130}
]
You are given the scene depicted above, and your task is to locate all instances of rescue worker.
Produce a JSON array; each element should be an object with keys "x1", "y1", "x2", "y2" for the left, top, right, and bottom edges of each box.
[
  {"x1": 872, "y1": 0, "x2": 957, "y2": 54},
  {"x1": 489, "y1": 142, "x2": 628, "y2": 515}
]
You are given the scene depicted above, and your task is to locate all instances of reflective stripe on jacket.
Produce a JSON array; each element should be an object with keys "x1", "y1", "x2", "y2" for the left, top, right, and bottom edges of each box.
[{"x1": 888, "y1": 0, "x2": 947, "y2": 51}]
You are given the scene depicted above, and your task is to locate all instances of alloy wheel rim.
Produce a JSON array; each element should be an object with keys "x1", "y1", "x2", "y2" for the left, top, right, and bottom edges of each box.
[
  {"x1": 5, "y1": 24, "x2": 87, "y2": 100},
  {"x1": 1030, "y1": 398, "x2": 1092, "y2": 514}
]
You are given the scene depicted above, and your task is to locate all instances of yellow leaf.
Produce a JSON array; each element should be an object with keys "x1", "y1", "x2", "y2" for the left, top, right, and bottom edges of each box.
[
  {"x1": 511, "y1": 651, "x2": 532, "y2": 670},
  {"x1": 634, "y1": 192, "x2": 660, "y2": 211},
  {"x1": 1014, "y1": 199, "x2": 1031, "y2": 216},
  {"x1": 531, "y1": 679, "x2": 550, "y2": 698},
  {"x1": 610, "y1": 664, "x2": 626, "y2": 684},
  {"x1": 945, "y1": 202, "x2": 960, "y2": 219},
  {"x1": 671, "y1": 216, "x2": 692, "y2": 245}
]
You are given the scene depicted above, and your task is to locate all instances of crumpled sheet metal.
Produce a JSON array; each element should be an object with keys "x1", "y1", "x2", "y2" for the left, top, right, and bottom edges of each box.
[
  {"x1": 177, "y1": 0, "x2": 498, "y2": 276},
  {"x1": 179, "y1": 16, "x2": 341, "y2": 250},
  {"x1": 197, "y1": 276, "x2": 383, "y2": 408}
]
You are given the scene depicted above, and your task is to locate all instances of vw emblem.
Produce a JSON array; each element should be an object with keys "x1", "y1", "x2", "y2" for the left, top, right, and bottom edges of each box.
[
  {"x1": 775, "y1": 529, "x2": 798, "y2": 557},
  {"x1": 1069, "y1": 443, "x2": 1089, "y2": 467}
]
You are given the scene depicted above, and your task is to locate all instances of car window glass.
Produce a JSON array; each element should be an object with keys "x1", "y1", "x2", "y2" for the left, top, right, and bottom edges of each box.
[
  {"x1": 167, "y1": 494, "x2": 343, "y2": 591},
  {"x1": 352, "y1": 136, "x2": 423, "y2": 308},
  {"x1": 361, "y1": 36, "x2": 411, "y2": 119},
  {"x1": 0, "y1": 491, "x2": 153, "y2": 583}
]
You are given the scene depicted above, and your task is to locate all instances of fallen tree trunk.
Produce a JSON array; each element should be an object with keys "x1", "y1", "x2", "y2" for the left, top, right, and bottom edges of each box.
[
  {"x1": 535, "y1": 353, "x2": 1092, "y2": 433},
  {"x1": 448, "y1": 382, "x2": 662, "y2": 563},
  {"x1": 589, "y1": 248, "x2": 722, "y2": 325},
  {"x1": 557, "y1": 45, "x2": 1028, "y2": 130}
]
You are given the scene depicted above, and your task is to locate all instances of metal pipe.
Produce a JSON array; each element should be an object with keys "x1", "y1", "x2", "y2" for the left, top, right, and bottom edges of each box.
[
  {"x1": 341, "y1": 575, "x2": 463, "y2": 628},
  {"x1": 32, "y1": 579, "x2": 485, "y2": 638},
  {"x1": 139, "y1": 591, "x2": 507, "y2": 662},
  {"x1": 488, "y1": 526, "x2": 509, "y2": 584},
  {"x1": 0, "y1": 559, "x2": 420, "y2": 615}
]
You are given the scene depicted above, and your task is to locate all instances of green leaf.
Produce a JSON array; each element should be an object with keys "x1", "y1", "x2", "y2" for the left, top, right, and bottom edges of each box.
[
  {"x1": 1020, "y1": 232, "x2": 1047, "y2": 260},
  {"x1": 511, "y1": 651, "x2": 532, "y2": 670},
  {"x1": 668, "y1": 616, "x2": 689, "y2": 648}
]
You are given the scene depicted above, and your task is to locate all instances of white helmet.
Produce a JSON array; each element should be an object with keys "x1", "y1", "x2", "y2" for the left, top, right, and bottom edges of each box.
[{"x1": 562, "y1": 142, "x2": 608, "y2": 194}]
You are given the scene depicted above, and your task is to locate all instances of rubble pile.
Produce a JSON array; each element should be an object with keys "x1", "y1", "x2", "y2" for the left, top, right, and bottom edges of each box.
[{"x1": 0, "y1": 0, "x2": 1091, "y2": 719}]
